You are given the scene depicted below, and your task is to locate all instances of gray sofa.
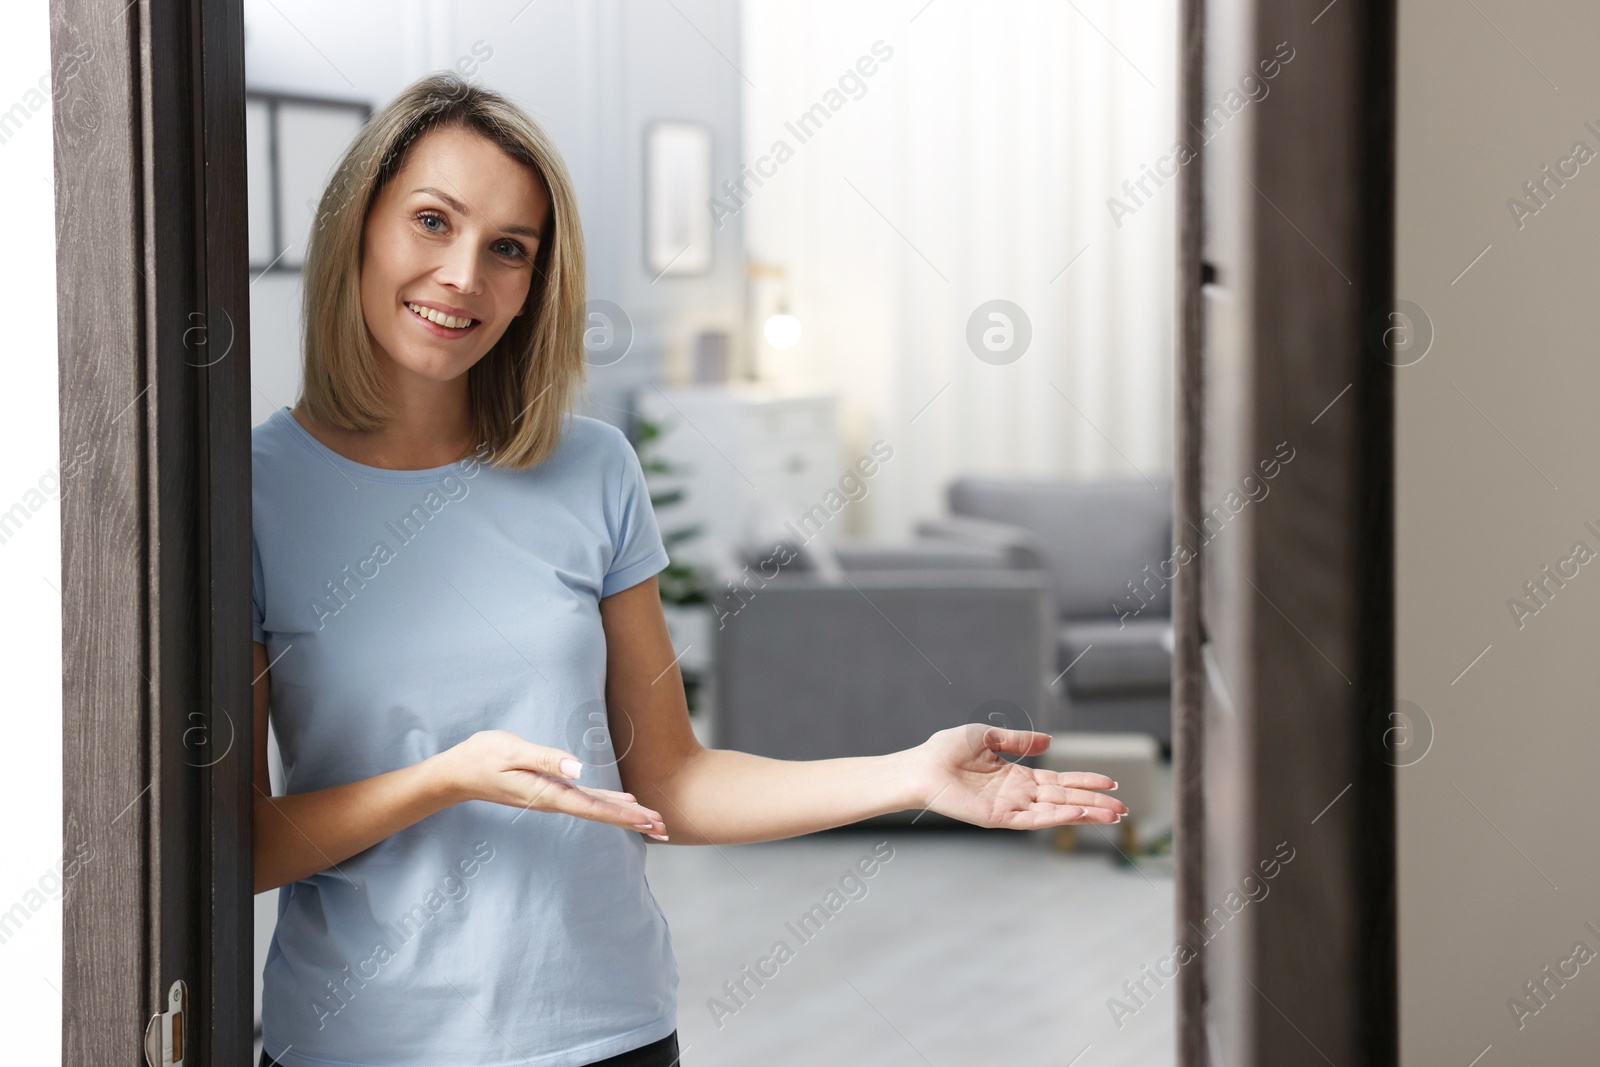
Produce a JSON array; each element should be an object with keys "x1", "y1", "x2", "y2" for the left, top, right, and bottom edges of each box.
[
  {"x1": 918, "y1": 476, "x2": 1174, "y2": 747},
  {"x1": 709, "y1": 537, "x2": 1056, "y2": 780}
]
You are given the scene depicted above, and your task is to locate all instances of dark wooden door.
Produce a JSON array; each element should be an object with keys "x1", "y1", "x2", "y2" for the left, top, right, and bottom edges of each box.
[
  {"x1": 1173, "y1": 0, "x2": 1398, "y2": 1063},
  {"x1": 52, "y1": 0, "x2": 253, "y2": 1061}
]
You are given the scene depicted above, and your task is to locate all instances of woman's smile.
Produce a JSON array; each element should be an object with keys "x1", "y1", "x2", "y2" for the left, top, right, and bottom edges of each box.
[{"x1": 403, "y1": 299, "x2": 480, "y2": 337}]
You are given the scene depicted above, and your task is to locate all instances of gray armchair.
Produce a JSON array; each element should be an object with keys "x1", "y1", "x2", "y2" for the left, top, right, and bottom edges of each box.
[
  {"x1": 918, "y1": 476, "x2": 1174, "y2": 747},
  {"x1": 709, "y1": 536, "x2": 1056, "y2": 794}
]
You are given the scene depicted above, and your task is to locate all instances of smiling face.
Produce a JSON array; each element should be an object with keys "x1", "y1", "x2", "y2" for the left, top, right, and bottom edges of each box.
[{"x1": 358, "y1": 123, "x2": 552, "y2": 387}]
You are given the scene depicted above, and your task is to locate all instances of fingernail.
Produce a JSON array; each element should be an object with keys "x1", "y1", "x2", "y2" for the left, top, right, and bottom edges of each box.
[
  {"x1": 1111, "y1": 780, "x2": 1120, "y2": 790},
  {"x1": 560, "y1": 758, "x2": 583, "y2": 778},
  {"x1": 635, "y1": 822, "x2": 655, "y2": 830},
  {"x1": 648, "y1": 833, "x2": 669, "y2": 841}
]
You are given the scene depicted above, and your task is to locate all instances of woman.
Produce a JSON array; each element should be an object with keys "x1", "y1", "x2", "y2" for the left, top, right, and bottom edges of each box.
[{"x1": 252, "y1": 72, "x2": 1126, "y2": 1067}]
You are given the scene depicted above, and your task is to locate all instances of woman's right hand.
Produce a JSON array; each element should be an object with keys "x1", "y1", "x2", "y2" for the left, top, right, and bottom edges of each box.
[{"x1": 434, "y1": 729, "x2": 668, "y2": 840}]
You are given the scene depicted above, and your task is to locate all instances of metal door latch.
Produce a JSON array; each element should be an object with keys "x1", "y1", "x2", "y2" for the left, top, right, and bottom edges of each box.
[{"x1": 143, "y1": 979, "x2": 187, "y2": 1066}]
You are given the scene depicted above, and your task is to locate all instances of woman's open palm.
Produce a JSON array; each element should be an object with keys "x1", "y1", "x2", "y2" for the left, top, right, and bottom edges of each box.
[
  {"x1": 440, "y1": 729, "x2": 669, "y2": 839},
  {"x1": 913, "y1": 724, "x2": 1126, "y2": 830}
]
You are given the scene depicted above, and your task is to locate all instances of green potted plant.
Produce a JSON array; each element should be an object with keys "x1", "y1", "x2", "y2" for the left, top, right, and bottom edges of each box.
[{"x1": 630, "y1": 415, "x2": 711, "y2": 716}]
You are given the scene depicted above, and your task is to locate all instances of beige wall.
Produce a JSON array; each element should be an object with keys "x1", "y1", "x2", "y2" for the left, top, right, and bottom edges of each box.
[{"x1": 1397, "y1": 1, "x2": 1600, "y2": 1062}]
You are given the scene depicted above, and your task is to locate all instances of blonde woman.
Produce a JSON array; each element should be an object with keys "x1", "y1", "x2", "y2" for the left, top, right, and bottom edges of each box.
[{"x1": 251, "y1": 72, "x2": 1126, "y2": 1067}]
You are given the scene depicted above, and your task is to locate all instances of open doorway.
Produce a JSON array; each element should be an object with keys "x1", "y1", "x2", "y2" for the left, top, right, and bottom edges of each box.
[{"x1": 242, "y1": 1, "x2": 1179, "y2": 1063}]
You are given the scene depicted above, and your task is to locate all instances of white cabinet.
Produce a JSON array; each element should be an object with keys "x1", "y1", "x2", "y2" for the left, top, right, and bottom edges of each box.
[{"x1": 635, "y1": 384, "x2": 840, "y2": 578}]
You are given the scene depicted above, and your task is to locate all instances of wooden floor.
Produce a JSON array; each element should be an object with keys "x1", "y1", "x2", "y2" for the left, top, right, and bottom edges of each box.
[{"x1": 647, "y1": 823, "x2": 1176, "y2": 1067}]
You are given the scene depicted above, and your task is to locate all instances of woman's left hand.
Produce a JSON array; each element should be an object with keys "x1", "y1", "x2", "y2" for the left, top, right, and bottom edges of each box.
[{"x1": 907, "y1": 724, "x2": 1127, "y2": 829}]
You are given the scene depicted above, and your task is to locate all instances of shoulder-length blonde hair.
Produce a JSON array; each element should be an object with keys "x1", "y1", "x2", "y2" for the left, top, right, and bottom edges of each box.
[{"x1": 298, "y1": 72, "x2": 586, "y2": 470}]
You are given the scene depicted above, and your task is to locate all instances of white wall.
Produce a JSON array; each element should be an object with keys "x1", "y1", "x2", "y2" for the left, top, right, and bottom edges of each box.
[
  {"x1": 0, "y1": 0, "x2": 63, "y2": 1059},
  {"x1": 1396, "y1": 0, "x2": 1600, "y2": 1061}
]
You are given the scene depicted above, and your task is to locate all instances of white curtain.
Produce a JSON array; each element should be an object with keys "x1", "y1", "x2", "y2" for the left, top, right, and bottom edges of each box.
[{"x1": 739, "y1": 0, "x2": 1177, "y2": 542}]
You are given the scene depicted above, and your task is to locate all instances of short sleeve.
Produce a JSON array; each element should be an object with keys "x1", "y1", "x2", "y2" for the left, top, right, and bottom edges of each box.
[
  {"x1": 251, "y1": 528, "x2": 267, "y2": 644},
  {"x1": 601, "y1": 430, "x2": 672, "y2": 598}
]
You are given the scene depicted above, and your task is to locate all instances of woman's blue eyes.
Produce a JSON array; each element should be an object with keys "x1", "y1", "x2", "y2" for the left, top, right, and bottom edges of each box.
[{"x1": 413, "y1": 211, "x2": 528, "y2": 261}]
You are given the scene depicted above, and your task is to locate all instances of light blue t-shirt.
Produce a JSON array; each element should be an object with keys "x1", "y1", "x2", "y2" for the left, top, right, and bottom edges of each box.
[{"x1": 252, "y1": 406, "x2": 678, "y2": 1067}]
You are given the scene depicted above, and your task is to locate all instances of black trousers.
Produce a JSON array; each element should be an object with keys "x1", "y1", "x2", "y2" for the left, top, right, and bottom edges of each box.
[{"x1": 259, "y1": 1030, "x2": 680, "y2": 1067}]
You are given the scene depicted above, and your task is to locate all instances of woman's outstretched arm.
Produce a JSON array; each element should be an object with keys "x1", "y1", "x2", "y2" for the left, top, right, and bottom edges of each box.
[{"x1": 600, "y1": 578, "x2": 1128, "y2": 847}]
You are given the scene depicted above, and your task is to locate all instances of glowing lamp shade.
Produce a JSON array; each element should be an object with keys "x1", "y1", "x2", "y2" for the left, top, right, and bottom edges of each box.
[{"x1": 763, "y1": 312, "x2": 802, "y2": 350}]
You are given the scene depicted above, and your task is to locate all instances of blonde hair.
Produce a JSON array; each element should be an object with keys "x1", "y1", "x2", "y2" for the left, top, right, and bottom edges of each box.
[{"x1": 298, "y1": 72, "x2": 587, "y2": 470}]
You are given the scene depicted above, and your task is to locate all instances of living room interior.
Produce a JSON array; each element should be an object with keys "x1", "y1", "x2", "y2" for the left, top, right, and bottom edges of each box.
[{"x1": 243, "y1": 0, "x2": 1181, "y2": 1062}]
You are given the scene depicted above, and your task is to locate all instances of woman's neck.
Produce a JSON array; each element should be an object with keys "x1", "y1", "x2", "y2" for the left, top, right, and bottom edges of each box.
[{"x1": 291, "y1": 400, "x2": 478, "y2": 471}]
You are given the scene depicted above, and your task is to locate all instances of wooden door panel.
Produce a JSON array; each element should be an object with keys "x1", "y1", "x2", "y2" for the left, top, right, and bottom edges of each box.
[
  {"x1": 1176, "y1": 0, "x2": 1397, "y2": 1064},
  {"x1": 53, "y1": 0, "x2": 253, "y2": 1061}
]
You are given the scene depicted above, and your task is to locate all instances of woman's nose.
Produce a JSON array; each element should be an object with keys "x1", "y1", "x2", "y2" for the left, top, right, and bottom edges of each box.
[{"x1": 435, "y1": 240, "x2": 484, "y2": 294}]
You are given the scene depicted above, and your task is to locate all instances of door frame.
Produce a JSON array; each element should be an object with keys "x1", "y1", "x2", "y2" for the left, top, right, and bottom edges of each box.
[
  {"x1": 1173, "y1": 0, "x2": 1399, "y2": 1063},
  {"x1": 52, "y1": 0, "x2": 253, "y2": 1061}
]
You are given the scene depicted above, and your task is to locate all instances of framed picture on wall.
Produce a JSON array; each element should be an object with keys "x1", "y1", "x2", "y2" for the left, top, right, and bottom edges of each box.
[
  {"x1": 246, "y1": 91, "x2": 371, "y2": 273},
  {"x1": 643, "y1": 120, "x2": 713, "y2": 278}
]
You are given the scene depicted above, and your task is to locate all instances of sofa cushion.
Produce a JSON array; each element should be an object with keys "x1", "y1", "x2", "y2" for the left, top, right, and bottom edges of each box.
[
  {"x1": 1058, "y1": 617, "x2": 1173, "y2": 695},
  {"x1": 913, "y1": 514, "x2": 1049, "y2": 570},
  {"x1": 831, "y1": 540, "x2": 1013, "y2": 571},
  {"x1": 735, "y1": 533, "x2": 842, "y2": 581},
  {"x1": 948, "y1": 477, "x2": 1173, "y2": 621}
]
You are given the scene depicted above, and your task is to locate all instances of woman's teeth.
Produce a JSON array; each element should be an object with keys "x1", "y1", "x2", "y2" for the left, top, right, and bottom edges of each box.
[{"x1": 406, "y1": 302, "x2": 474, "y2": 329}]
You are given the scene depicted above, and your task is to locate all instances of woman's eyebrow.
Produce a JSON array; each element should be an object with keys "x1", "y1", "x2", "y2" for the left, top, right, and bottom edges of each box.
[{"x1": 409, "y1": 185, "x2": 542, "y2": 239}]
